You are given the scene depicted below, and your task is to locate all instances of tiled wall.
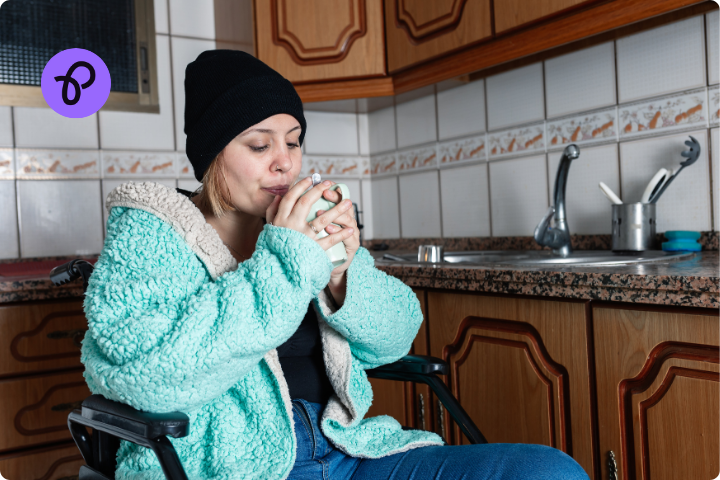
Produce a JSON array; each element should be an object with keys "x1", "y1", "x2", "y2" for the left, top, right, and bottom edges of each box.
[
  {"x1": 342, "y1": 13, "x2": 716, "y2": 240},
  {"x1": 0, "y1": 10, "x2": 718, "y2": 258},
  {"x1": 0, "y1": 0, "x2": 254, "y2": 259}
]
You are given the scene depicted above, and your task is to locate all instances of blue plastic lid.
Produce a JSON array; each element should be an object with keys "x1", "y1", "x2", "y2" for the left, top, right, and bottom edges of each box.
[
  {"x1": 662, "y1": 240, "x2": 702, "y2": 252},
  {"x1": 664, "y1": 230, "x2": 701, "y2": 241}
]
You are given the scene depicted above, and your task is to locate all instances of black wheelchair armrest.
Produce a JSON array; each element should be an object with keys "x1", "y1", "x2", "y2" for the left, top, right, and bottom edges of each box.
[
  {"x1": 366, "y1": 354, "x2": 448, "y2": 376},
  {"x1": 81, "y1": 394, "x2": 189, "y2": 440},
  {"x1": 68, "y1": 395, "x2": 190, "y2": 480}
]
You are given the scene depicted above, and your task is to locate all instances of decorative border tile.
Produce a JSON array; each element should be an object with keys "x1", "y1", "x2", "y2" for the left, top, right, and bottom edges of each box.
[
  {"x1": 0, "y1": 149, "x2": 13, "y2": 179},
  {"x1": 102, "y1": 151, "x2": 176, "y2": 178},
  {"x1": 438, "y1": 134, "x2": 487, "y2": 167},
  {"x1": 709, "y1": 85, "x2": 719, "y2": 127},
  {"x1": 302, "y1": 156, "x2": 364, "y2": 178},
  {"x1": 370, "y1": 153, "x2": 398, "y2": 177},
  {"x1": 16, "y1": 149, "x2": 100, "y2": 179},
  {"x1": 397, "y1": 145, "x2": 437, "y2": 173},
  {"x1": 177, "y1": 153, "x2": 196, "y2": 179},
  {"x1": 488, "y1": 122, "x2": 545, "y2": 159},
  {"x1": 618, "y1": 87, "x2": 707, "y2": 140},
  {"x1": 547, "y1": 107, "x2": 617, "y2": 150}
]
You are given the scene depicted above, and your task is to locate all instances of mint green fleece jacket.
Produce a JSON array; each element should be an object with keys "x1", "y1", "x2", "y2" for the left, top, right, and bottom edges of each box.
[{"x1": 81, "y1": 182, "x2": 442, "y2": 479}]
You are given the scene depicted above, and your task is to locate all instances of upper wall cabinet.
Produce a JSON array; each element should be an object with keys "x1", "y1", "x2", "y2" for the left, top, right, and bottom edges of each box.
[
  {"x1": 254, "y1": 0, "x2": 386, "y2": 82},
  {"x1": 384, "y1": 0, "x2": 492, "y2": 73},
  {"x1": 493, "y1": 0, "x2": 601, "y2": 34}
]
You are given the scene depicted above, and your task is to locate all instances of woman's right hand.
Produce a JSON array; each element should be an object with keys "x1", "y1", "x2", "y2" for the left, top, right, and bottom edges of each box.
[{"x1": 265, "y1": 176, "x2": 355, "y2": 251}]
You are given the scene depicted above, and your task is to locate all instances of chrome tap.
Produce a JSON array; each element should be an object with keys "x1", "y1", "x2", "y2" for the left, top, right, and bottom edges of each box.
[{"x1": 534, "y1": 144, "x2": 580, "y2": 257}]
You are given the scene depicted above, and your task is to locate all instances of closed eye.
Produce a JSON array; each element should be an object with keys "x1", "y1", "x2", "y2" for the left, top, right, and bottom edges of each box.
[{"x1": 250, "y1": 145, "x2": 268, "y2": 152}]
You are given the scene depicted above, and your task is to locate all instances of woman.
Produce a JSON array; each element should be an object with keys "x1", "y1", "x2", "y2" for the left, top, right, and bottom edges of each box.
[{"x1": 82, "y1": 50, "x2": 588, "y2": 480}]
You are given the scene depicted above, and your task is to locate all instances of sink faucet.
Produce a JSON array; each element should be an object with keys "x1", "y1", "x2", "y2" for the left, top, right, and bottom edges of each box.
[{"x1": 534, "y1": 144, "x2": 580, "y2": 257}]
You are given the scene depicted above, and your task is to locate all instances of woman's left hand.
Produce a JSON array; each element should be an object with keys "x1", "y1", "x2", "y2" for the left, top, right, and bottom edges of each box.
[{"x1": 317, "y1": 186, "x2": 360, "y2": 305}]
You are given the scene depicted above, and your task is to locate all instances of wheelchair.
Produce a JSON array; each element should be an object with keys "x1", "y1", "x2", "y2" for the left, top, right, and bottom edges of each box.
[{"x1": 51, "y1": 259, "x2": 487, "y2": 480}]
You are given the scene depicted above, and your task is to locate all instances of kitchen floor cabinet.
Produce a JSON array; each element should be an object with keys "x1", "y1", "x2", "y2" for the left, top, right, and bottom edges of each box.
[{"x1": 593, "y1": 305, "x2": 719, "y2": 480}]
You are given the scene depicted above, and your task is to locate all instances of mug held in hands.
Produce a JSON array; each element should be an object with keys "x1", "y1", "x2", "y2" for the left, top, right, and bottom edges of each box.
[{"x1": 305, "y1": 183, "x2": 350, "y2": 268}]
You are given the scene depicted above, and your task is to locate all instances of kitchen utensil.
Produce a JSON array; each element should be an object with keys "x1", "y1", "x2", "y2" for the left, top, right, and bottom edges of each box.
[
  {"x1": 640, "y1": 168, "x2": 669, "y2": 203},
  {"x1": 648, "y1": 135, "x2": 701, "y2": 203},
  {"x1": 599, "y1": 182, "x2": 623, "y2": 205},
  {"x1": 611, "y1": 203, "x2": 656, "y2": 251},
  {"x1": 418, "y1": 245, "x2": 444, "y2": 263}
]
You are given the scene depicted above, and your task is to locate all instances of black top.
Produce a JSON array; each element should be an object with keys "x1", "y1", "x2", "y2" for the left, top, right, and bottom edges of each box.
[{"x1": 176, "y1": 188, "x2": 333, "y2": 404}]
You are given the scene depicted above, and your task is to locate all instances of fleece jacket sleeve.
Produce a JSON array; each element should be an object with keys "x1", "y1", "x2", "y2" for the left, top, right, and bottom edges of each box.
[
  {"x1": 314, "y1": 247, "x2": 423, "y2": 369},
  {"x1": 81, "y1": 208, "x2": 332, "y2": 413}
]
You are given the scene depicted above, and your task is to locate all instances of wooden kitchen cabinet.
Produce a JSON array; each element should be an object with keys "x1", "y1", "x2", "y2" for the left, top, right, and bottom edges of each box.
[
  {"x1": 593, "y1": 304, "x2": 719, "y2": 480},
  {"x1": 493, "y1": 0, "x2": 601, "y2": 34},
  {"x1": 0, "y1": 442, "x2": 84, "y2": 480},
  {"x1": 425, "y1": 291, "x2": 596, "y2": 477},
  {"x1": 383, "y1": 0, "x2": 493, "y2": 73},
  {"x1": 254, "y1": 0, "x2": 387, "y2": 83}
]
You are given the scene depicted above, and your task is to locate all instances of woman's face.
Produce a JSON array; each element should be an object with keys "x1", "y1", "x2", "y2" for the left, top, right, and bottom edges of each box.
[{"x1": 220, "y1": 113, "x2": 303, "y2": 217}]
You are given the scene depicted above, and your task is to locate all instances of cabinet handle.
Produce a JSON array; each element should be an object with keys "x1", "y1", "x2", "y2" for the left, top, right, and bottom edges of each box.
[
  {"x1": 51, "y1": 400, "x2": 83, "y2": 412},
  {"x1": 436, "y1": 399, "x2": 446, "y2": 442},
  {"x1": 416, "y1": 393, "x2": 426, "y2": 431},
  {"x1": 47, "y1": 329, "x2": 86, "y2": 348},
  {"x1": 607, "y1": 450, "x2": 618, "y2": 480}
]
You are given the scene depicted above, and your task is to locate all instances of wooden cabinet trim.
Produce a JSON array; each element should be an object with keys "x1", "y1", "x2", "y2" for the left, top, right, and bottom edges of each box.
[
  {"x1": 443, "y1": 315, "x2": 573, "y2": 453},
  {"x1": 618, "y1": 341, "x2": 719, "y2": 480},
  {"x1": 493, "y1": 0, "x2": 604, "y2": 36},
  {"x1": 392, "y1": 0, "x2": 471, "y2": 43},
  {"x1": 271, "y1": 0, "x2": 368, "y2": 65},
  {"x1": 9, "y1": 309, "x2": 84, "y2": 364},
  {"x1": 15, "y1": 380, "x2": 86, "y2": 436}
]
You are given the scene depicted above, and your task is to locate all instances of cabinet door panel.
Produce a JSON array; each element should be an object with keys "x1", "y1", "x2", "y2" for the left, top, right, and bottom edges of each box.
[
  {"x1": 0, "y1": 369, "x2": 90, "y2": 452},
  {"x1": 593, "y1": 306, "x2": 719, "y2": 480},
  {"x1": 493, "y1": 0, "x2": 601, "y2": 33},
  {"x1": 385, "y1": 0, "x2": 492, "y2": 73},
  {"x1": 0, "y1": 442, "x2": 84, "y2": 479},
  {"x1": 0, "y1": 300, "x2": 85, "y2": 378},
  {"x1": 255, "y1": 0, "x2": 385, "y2": 82},
  {"x1": 427, "y1": 292, "x2": 594, "y2": 477}
]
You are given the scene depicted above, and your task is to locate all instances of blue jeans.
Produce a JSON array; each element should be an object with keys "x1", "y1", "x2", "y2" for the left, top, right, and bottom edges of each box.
[{"x1": 288, "y1": 399, "x2": 589, "y2": 480}]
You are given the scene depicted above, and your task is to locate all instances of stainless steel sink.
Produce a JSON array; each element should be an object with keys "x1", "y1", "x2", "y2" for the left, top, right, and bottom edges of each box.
[{"x1": 383, "y1": 250, "x2": 695, "y2": 266}]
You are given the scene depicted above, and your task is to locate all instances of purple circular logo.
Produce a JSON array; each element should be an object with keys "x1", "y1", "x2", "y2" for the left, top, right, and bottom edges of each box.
[{"x1": 41, "y1": 48, "x2": 111, "y2": 118}]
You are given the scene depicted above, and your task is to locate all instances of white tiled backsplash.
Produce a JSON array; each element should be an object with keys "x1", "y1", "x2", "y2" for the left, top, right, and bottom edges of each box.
[{"x1": 0, "y1": 12, "x2": 718, "y2": 258}]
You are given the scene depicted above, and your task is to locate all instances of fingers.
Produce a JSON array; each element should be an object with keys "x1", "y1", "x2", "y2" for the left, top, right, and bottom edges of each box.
[
  {"x1": 316, "y1": 225, "x2": 354, "y2": 251},
  {"x1": 310, "y1": 199, "x2": 353, "y2": 232},
  {"x1": 285, "y1": 179, "x2": 334, "y2": 224},
  {"x1": 265, "y1": 195, "x2": 281, "y2": 224},
  {"x1": 321, "y1": 186, "x2": 343, "y2": 204}
]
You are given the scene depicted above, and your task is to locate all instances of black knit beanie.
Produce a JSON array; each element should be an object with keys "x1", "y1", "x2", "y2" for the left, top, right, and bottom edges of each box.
[{"x1": 184, "y1": 50, "x2": 306, "y2": 182}]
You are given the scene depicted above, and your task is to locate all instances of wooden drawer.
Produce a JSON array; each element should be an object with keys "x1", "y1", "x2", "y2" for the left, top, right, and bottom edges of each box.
[
  {"x1": 0, "y1": 442, "x2": 84, "y2": 479},
  {"x1": 0, "y1": 300, "x2": 86, "y2": 378},
  {"x1": 0, "y1": 369, "x2": 91, "y2": 453}
]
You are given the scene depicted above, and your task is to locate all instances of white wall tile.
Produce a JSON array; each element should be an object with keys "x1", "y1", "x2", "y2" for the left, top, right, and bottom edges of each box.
[
  {"x1": 0, "y1": 181, "x2": 18, "y2": 259},
  {"x1": 368, "y1": 106, "x2": 397, "y2": 154},
  {"x1": 169, "y1": 0, "x2": 215, "y2": 39},
  {"x1": 18, "y1": 180, "x2": 103, "y2": 257},
  {"x1": 360, "y1": 179, "x2": 373, "y2": 240},
  {"x1": 617, "y1": 16, "x2": 706, "y2": 103},
  {"x1": 0, "y1": 107, "x2": 12, "y2": 147},
  {"x1": 171, "y1": 36, "x2": 216, "y2": 151},
  {"x1": 440, "y1": 164, "x2": 491, "y2": 237},
  {"x1": 711, "y1": 128, "x2": 718, "y2": 229},
  {"x1": 396, "y1": 94, "x2": 437, "y2": 149},
  {"x1": 154, "y1": 0, "x2": 169, "y2": 34},
  {"x1": 548, "y1": 143, "x2": 619, "y2": 234},
  {"x1": 358, "y1": 113, "x2": 370, "y2": 156},
  {"x1": 487, "y1": 63, "x2": 544, "y2": 131},
  {"x1": 545, "y1": 42, "x2": 616, "y2": 119},
  {"x1": 304, "y1": 111, "x2": 359, "y2": 155},
  {"x1": 99, "y1": 35, "x2": 175, "y2": 151},
  {"x1": 370, "y1": 176, "x2": 400, "y2": 239},
  {"x1": 489, "y1": 155, "x2": 549, "y2": 236},
  {"x1": 437, "y1": 79, "x2": 486, "y2": 140},
  {"x1": 619, "y1": 130, "x2": 711, "y2": 231},
  {"x1": 324, "y1": 178, "x2": 361, "y2": 214},
  {"x1": 399, "y1": 171, "x2": 441, "y2": 238},
  {"x1": 177, "y1": 178, "x2": 202, "y2": 192},
  {"x1": 102, "y1": 179, "x2": 176, "y2": 231},
  {"x1": 708, "y1": 12, "x2": 719, "y2": 85},
  {"x1": 14, "y1": 108, "x2": 98, "y2": 149}
]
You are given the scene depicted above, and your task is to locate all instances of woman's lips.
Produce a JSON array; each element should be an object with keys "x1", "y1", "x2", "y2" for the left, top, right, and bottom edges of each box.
[{"x1": 262, "y1": 185, "x2": 289, "y2": 196}]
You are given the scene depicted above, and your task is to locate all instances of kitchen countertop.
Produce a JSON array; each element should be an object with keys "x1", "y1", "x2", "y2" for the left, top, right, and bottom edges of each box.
[
  {"x1": 373, "y1": 250, "x2": 719, "y2": 308},
  {"x1": 1, "y1": 251, "x2": 717, "y2": 308}
]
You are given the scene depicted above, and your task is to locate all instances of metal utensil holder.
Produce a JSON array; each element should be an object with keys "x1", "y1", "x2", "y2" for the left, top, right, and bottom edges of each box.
[
  {"x1": 611, "y1": 203, "x2": 656, "y2": 251},
  {"x1": 418, "y1": 245, "x2": 444, "y2": 262}
]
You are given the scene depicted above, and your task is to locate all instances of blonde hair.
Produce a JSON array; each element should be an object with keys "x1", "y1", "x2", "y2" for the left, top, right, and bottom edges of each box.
[{"x1": 195, "y1": 151, "x2": 236, "y2": 218}]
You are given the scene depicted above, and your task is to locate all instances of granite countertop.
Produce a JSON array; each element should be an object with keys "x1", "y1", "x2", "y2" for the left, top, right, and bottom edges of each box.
[
  {"x1": 373, "y1": 250, "x2": 719, "y2": 308},
  {"x1": 1, "y1": 251, "x2": 718, "y2": 308}
]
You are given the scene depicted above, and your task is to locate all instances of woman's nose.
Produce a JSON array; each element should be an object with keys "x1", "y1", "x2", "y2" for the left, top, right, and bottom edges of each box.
[{"x1": 272, "y1": 145, "x2": 293, "y2": 173}]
